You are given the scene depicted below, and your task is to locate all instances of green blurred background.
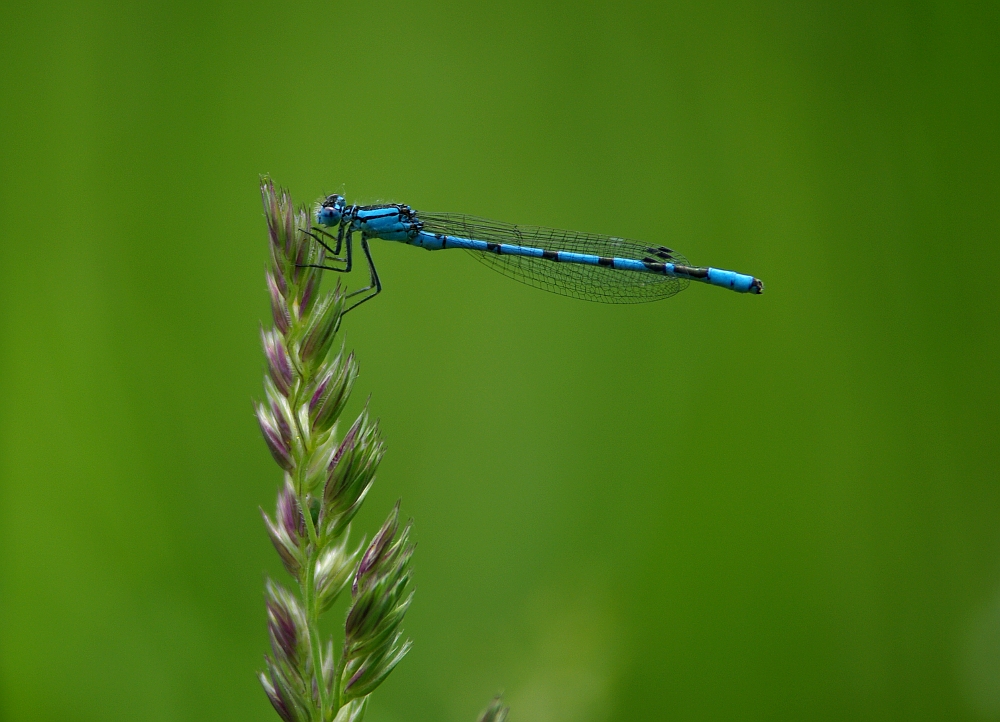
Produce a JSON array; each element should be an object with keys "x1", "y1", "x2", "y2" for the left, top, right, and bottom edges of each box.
[{"x1": 1, "y1": 1, "x2": 998, "y2": 720}]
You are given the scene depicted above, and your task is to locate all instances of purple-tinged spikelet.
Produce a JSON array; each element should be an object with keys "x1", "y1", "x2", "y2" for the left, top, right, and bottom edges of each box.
[
  {"x1": 300, "y1": 269, "x2": 320, "y2": 315},
  {"x1": 340, "y1": 503, "x2": 414, "y2": 701},
  {"x1": 266, "y1": 271, "x2": 291, "y2": 333},
  {"x1": 308, "y1": 351, "x2": 357, "y2": 433},
  {"x1": 259, "y1": 668, "x2": 295, "y2": 722},
  {"x1": 300, "y1": 290, "x2": 345, "y2": 366},
  {"x1": 261, "y1": 655, "x2": 306, "y2": 722},
  {"x1": 266, "y1": 580, "x2": 306, "y2": 667},
  {"x1": 256, "y1": 403, "x2": 294, "y2": 471},
  {"x1": 262, "y1": 328, "x2": 294, "y2": 396},
  {"x1": 261, "y1": 480, "x2": 305, "y2": 576},
  {"x1": 353, "y1": 501, "x2": 400, "y2": 594}
]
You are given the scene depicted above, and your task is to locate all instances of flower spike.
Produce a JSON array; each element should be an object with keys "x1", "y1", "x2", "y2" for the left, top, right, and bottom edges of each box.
[{"x1": 255, "y1": 178, "x2": 417, "y2": 721}]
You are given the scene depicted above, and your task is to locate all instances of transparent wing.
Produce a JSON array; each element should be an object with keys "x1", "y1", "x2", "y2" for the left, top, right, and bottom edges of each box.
[{"x1": 417, "y1": 212, "x2": 690, "y2": 303}]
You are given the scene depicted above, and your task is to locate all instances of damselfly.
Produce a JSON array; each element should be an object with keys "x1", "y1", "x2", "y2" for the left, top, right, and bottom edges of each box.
[{"x1": 303, "y1": 195, "x2": 764, "y2": 312}]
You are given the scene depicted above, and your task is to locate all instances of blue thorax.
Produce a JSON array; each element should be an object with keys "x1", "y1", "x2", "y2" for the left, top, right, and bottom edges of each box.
[{"x1": 316, "y1": 195, "x2": 422, "y2": 243}]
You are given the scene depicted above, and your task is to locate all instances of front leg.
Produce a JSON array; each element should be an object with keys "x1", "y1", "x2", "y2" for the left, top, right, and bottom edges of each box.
[
  {"x1": 301, "y1": 222, "x2": 349, "y2": 264},
  {"x1": 297, "y1": 229, "x2": 355, "y2": 273}
]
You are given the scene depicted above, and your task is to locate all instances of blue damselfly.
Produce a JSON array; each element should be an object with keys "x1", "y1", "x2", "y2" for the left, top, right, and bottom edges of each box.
[{"x1": 303, "y1": 195, "x2": 764, "y2": 312}]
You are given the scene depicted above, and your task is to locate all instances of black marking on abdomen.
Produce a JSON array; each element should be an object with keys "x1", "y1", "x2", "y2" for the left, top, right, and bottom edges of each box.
[
  {"x1": 642, "y1": 261, "x2": 667, "y2": 273},
  {"x1": 542, "y1": 250, "x2": 559, "y2": 261},
  {"x1": 598, "y1": 257, "x2": 614, "y2": 267},
  {"x1": 674, "y1": 264, "x2": 708, "y2": 279},
  {"x1": 437, "y1": 233, "x2": 447, "y2": 249},
  {"x1": 486, "y1": 242, "x2": 501, "y2": 254}
]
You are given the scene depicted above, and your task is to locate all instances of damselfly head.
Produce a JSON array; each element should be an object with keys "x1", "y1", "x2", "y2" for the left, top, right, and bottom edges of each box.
[{"x1": 315, "y1": 194, "x2": 346, "y2": 226}]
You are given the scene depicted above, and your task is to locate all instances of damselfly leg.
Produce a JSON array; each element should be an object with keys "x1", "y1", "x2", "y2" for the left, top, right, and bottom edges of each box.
[
  {"x1": 295, "y1": 227, "x2": 380, "y2": 313},
  {"x1": 299, "y1": 223, "x2": 352, "y2": 271},
  {"x1": 344, "y1": 236, "x2": 382, "y2": 313}
]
